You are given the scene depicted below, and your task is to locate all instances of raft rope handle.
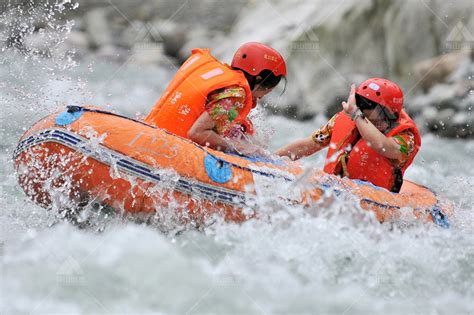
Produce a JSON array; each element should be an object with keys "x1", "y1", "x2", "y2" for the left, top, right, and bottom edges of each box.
[{"x1": 64, "y1": 106, "x2": 294, "y2": 182}]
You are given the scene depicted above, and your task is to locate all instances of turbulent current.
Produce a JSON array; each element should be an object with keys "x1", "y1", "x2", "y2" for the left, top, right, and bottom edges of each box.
[{"x1": 1, "y1": 53, "x2": 473, "y2": 314}]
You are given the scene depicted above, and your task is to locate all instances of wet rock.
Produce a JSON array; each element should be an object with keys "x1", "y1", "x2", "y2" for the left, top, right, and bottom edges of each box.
[
  {"x1": 50, "y1": 30, "x2": 90, "y2": 59},
  {"x1": 21, "y1": 30, "x2": 52, "y2": 57},
  {"x1": 179, "y1": 27, "x2": 222, "y2": 61},
  {"x1": 426, "y1": 108, "x2": 473, "y2": 138},
  {"x1": 413, "y1": 49, "x2": 470, "y2": 92},
  {"x1": 438, "y1": 108, "x2": 456, "y2": 124},
  {"x1": 448, "y1": 55, "x2": 474, "y2": 83},
  {"x1": 118, "y1": 21, "x2": 149, "y2": 50},
  {"x1": 410, "y1": 84, "x2": 458, "y2": 114},
  {"x1": 452, "y1": 80, "x2": 474, "y2": 100},
  {"x1": 6, "y1": 0, "x2": 474, "y2": 138},
  {"x1": 84, "y1": 8, "x2": 113, "y2": 49},
  {"x1": 95, "y1": 44, "x2": 117, "y2": 58},
  {"x1": 408, "y1": 55, "x2": 474, "y2": 138},
  {"x1": 130, "y1": 44, "x2": 166, "y2": 65},
  {"x1": 459, "y1": 94, "x2": 474, "y2": 111},
  {"x1": 421, "y1": 107, "x2": 439, "y2": 125},
  {"x1": 452, "y1": 111, "x2": 470, "y2": 125},
  {"x1": 426, "y1": 108, "x2": 455, "y2": 136},
  {"x1": 73, "y1": 0, "x2": 154, "y2": 19},
  {"x1": 65, "y1": 31, "x2": 89, "y2": 51},
  {"x1": 451, "y1": 111, "x2": 473, "y2": 138},
  {"x1": 215, "y1": 0, "x2": 473, "y2": 118},
  {"x1": 149, "y1": 19, "x2": 187, "y2": 59}
]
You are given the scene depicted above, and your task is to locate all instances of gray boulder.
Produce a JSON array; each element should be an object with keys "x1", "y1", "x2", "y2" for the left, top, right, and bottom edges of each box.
[{"x1": 84, "y1": 8, "x2": 113, "y2": 49}]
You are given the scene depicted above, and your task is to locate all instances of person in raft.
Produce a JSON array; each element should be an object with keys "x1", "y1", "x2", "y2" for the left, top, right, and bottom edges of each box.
[
  {"x1": 276, "y1": 78, "x2": 421, "y2": 193},
  {"x1": 144, "y1": 42, "x2": 286, "y2": 154}
]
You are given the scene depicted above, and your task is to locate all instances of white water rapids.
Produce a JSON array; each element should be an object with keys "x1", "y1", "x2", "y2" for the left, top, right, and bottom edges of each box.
[
  {"x1": 1, "y1": 53, "x2": 473, "y2": 314},
  {"x1": 1, "y1": 0, "x2": 473, "y2": 309}
]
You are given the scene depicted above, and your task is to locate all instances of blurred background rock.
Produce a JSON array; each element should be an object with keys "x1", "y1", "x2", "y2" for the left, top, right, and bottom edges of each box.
[{"x1": 1, "y1": 0, "x2": 473, "y2": 138}]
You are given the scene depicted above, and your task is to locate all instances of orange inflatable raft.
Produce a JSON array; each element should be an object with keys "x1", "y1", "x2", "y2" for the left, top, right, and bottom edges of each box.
[{"x1": 13, "y1": 106, "x2": 452, "y2": 228}]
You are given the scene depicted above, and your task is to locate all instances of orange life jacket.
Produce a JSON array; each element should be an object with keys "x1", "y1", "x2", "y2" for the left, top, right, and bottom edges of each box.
[
  {"x1": 323, "y1": 110, "x2": 421, "y2": 192},
  {"x1": 145, "y1": 48, "x2": 254, "y2": 138}
]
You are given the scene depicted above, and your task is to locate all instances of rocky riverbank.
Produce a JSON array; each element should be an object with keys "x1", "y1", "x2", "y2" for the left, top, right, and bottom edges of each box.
[{"x1": 1, "y1": 0, "x2": 473, "y2": 137}]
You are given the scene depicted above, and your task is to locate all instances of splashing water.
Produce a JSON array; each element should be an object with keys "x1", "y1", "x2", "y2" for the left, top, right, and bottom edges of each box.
[{"x1": 1, "y1": 2, "x2": 474, "y2": 314}]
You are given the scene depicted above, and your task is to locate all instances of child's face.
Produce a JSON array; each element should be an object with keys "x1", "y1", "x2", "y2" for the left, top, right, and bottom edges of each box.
[
  {"x1": 362, "y1": 107, "x2": 392, "y2": 132},
  {"x1": 252, "y1": 86, "x2": 274, "y2": 99}
]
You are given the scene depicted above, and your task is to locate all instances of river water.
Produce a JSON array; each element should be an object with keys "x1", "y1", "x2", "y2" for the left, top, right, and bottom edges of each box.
[{"x1": 1, "y1": 52, "x2": 473, "y2": 314}]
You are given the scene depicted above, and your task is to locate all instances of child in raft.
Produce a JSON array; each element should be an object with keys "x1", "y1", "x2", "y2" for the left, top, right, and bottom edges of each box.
[
  {"x1": 276, "y1": 78, "x2": 421, "y2": 193},
  {"x1": 145, "y1": 42, "x2": 286, "y2": 155}
]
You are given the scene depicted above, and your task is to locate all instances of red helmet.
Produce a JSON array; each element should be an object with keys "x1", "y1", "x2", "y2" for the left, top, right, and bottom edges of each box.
[
  {"x1": 356, "y1": 78, "x2": 404, "y2": 114},
  {"x1": 231, "y1": 42, "x2": 287, "y2": 77}
]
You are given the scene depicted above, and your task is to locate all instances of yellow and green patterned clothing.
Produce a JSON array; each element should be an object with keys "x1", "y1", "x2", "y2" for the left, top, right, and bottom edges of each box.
[{"x1": 205, "y1": 86, "x2": 251, "y2": 136}]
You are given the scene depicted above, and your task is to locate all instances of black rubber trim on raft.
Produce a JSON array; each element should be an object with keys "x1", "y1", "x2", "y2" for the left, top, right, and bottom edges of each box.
[{"x1": 66, "y1": 106, "x2": 294, "y2": 181}]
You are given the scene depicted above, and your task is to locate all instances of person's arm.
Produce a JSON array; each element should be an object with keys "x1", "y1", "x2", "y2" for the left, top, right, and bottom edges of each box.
[
  {"x1": 275, "y1": 137, "x2": 324, "y2": 160},
  {"x1": 353, "y1": 115, "x2": 403, "y2": 159},
  {"x1": 343, "y1": 84, "x2": 402, "y2": 160},
  {"x1": 187, "y1": 112, "x2": 232, "y2": 151},
  {"x1": 188, "y1": 112, "x2": 267, "y2": 155},
  {"x1": 188, "y1": 86, "x2": 257, "y2": 153},
  {"x1": 276, "y1": 115, "x2": 336, "y2": 160}
]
